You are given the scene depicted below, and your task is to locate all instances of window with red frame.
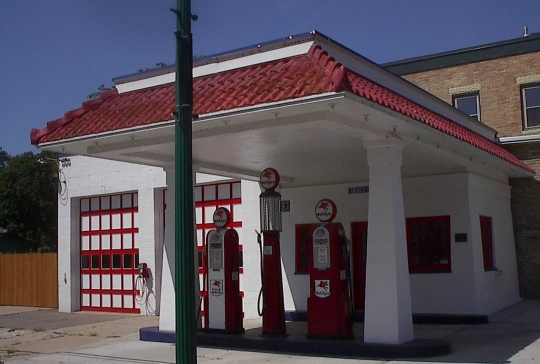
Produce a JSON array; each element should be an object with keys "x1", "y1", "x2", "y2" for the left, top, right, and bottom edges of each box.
[
  {"x1": 406, "y1": 216, "x2": 451, "y2": 273},
  {"x1": 295, "y1": 224, "x2": 314, "y2": 274},
  {"x1": 480, "y1": 216, "x2": 495, "y2": 271}
]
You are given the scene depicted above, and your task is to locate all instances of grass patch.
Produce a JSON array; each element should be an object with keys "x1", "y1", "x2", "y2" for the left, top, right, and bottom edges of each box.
[
  {"x1": 33, "y1": 327, "x2": 45, "y2": 332},
  {"x1": 89, "y1": 332, "x2": 98, "y2": 337},
  {"x1": 7, "y1": 328, "x2": 23, "y2": 332},
  {"x1": 7, "y1": 348, "x2": 18, "y2": 355}
]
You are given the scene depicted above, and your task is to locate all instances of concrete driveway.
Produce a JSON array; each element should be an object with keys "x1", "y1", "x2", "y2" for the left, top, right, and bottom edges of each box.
[
  {"x1": 2, "y1": 300, "x2": 540, "y2": 363},
  {"x1": 0, "y1": 306, "x2": 158, "y2": 362}
]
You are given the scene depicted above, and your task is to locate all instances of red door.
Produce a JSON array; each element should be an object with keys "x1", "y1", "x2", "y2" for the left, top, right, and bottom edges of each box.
[{"x1": 351, "y1": 221, "x2": 368, "y2": 311}]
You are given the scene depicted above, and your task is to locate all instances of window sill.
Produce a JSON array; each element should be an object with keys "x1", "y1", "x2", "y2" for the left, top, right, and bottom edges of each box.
[{"x1": 409, "y1": 270, "x2": 452, "y2": 274}]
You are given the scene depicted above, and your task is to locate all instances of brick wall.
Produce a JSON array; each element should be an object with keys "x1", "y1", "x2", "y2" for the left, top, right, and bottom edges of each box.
[
  {"x1": 507, "y1": 143, "x2": 540, "y2": 298},
  {"x1": 398, "y1": 51, "x2": 540, "y2": 298},
  {"x1": 401, "y1": 51, "x2": 540, "y2": 138}
]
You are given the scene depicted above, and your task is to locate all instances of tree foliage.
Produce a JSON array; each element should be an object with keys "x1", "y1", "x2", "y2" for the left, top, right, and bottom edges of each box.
[
  {"x1": 0, "y1": 147, "x2": 9, "y2": 171},
  {"x1": 87, "y1": 84, "x2": 113, "y2": 100},
  {"x1": 137, "y1": 62, "x2": 168, "y2": 73},
  {"x1": 0, "y1": 149, "x2": 58, "y2": 251}
]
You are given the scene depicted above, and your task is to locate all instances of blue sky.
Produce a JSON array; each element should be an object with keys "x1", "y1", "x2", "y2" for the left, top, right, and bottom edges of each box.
[{"x1": 1, "y1": 0, "x2": 539, "y2": 156}]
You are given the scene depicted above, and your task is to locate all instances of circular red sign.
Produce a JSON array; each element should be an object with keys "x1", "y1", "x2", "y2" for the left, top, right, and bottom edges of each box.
[
  {"x1": 315, "y1": 199, "x2": 337, "y2": 222},
  {"x1": 259, "y1": 168, "x2": 280, "y2": 191},
  {"x1": 213, "y1": 207, "x2": 231, "y2": 228}
]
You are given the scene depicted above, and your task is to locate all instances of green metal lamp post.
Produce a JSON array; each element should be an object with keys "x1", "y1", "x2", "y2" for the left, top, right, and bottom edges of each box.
[{"x1": 171, "y1": 0, "x2": 197, "y2": 362}]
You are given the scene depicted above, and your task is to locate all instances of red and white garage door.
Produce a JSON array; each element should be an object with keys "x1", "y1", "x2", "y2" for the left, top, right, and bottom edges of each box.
[{"x1": 80, "y1": 192, "x2": 140, "y2": 313}]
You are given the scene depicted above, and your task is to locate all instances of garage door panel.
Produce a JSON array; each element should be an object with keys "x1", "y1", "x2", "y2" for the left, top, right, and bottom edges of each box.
[
  {"x1": 80, "y1": 192, "x2": 140, "y2": 314},
  {"x1": 81, "y1": 216, "x2": 90, "y2": 232},
  {"x1": 112, "y1": 234, "x2": 121, "y2": 249},
  {"x1": 123, "y1": 234, "x2": 133, "y2": 249},
  {"x1": 91, "y1": 215, "x2": 100, "y2": 230},
  {"x1": 91, "y1": 274, "x2": 100, "y2": 289},
  {"x1": 102, "y1": 295, "x2": 111, "y2": 307},
  {"x1": 82, "y1": 236, "x2": 90, "y2": 251},
  {"x1": 102, "y1": 275, "x2": 111, "y2": 289},
  {"x1": 102, "y1": 235, "x2": 110, "y2": 250},
  {"x1": 101, "y1": 215, "x2": 110, "y2": 230},
  {"x1": 112, "y1": 214, "x2": 121, "y2": 229},
  {"x1": 82, "y1": 274, "x2": 90, "y2": 289},
  {"x1": 112, "y1": 274, "x2": 122, "y2": 290}
]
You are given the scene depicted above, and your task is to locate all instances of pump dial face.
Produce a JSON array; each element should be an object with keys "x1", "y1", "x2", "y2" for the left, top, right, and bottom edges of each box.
[
  {"x1": 259, "y1": 168, "x2": 280, "y2": 191},
  {"x1": 315, "y1": 198, "x2": 337, "y2": 222},
  {"x1": 213, "y1": 207, "x2": 231, "y2": 228}
]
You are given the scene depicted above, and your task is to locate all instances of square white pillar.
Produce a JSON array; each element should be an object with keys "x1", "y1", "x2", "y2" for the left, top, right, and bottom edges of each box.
[
  {"x1": 158, "y1": 167, "x2": 177, "y2": 331},
  {"x1": 157, "y1": 166, "x2": 201, "y2": 332},
  {"x1": 363, "y1": 138, "x2": 414, "y2": 344}
]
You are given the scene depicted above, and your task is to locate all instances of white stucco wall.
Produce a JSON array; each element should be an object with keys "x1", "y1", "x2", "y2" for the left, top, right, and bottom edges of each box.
[
  {"x1": 468, "y1": 174, "x2": 520, "y2": 315},
  {"x1": 59, "y1": 156, "x2": 519, "y2": 319},
  {"x1": 278, "y1": 172, "x2": 519, "y2": 316},
  {"x1": 236, "y1": 180, "x2": 264, "y2": 319},
  {"x1": 57, "y1": 155, "x2": 166, "y2": 313},
  {"x1": 403, "y1": 173, "x2": 476, "y2": 314}
]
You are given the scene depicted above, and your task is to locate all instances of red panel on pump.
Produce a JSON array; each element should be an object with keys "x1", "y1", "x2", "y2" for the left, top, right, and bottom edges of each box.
[
  {"x1": 223, "y1": 228, "x2": 243, "y2": 332},
  {"x1": 307, "y1": 222, "x2": 353, "y2": 339},
  {"x1": 261, "y1": 232, "x2": 287, "y2": 335}
]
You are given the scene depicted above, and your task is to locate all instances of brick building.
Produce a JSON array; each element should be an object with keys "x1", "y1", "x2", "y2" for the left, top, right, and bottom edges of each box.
[{"x1": 384, "y1": 31, "x2": 540, "y2": 297}]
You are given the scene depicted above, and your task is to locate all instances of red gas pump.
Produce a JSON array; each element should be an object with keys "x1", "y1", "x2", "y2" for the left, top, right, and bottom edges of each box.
[
  {"x1": 204, "y1": 207, "x2": 243, "y2": 333},
  {"x1": 257, "y1": 168, "x2": 287, "y2": 336},
  {"x1": 307, "y1": 198, "x2": 353, "y2": 339}
]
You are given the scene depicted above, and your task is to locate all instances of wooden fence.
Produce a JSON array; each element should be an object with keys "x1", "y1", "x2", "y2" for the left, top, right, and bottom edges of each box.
[{"x1": 0, "y1": 253, "x2": 58, "y2": 308}]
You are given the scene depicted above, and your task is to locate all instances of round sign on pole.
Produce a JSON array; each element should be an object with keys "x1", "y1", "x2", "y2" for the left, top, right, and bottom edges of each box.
[
  {"x1": 259, "y1": 168, "x2": 280, "y2": 191},
  {"x1": 213, "y1": 207, "x2": 231, "y2": 228},
  {"x1": 315, "y1": 199, "x2": 337, "y2": 222}
]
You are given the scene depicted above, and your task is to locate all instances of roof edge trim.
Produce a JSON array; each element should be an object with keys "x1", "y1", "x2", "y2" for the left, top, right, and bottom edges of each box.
[{"x1": 384, "y1": 32, "x2": 540, "y2": 75}]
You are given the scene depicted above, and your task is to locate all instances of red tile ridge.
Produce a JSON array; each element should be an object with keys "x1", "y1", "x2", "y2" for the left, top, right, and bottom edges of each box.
[
  {"x1": 306, "y1": 45, "x2": 351, "y2": 93},
  {"x1": 30, "y1": 89, "x2": 118, "y2": 145}
]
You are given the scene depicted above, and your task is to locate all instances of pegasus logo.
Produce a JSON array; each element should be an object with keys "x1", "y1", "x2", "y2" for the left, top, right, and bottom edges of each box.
[
  {"x1": 317, "y1": 201, "x2": 330, "y2": 211},
  {"x1": 314, "y1": 279, "x2": 330, "y2": 297},
  {"x1": 262, "y1": 170, "x2": 273, "y2": 180},
  {"x1": 317, "y1": 280, "x2": 329, "y2": 290}
]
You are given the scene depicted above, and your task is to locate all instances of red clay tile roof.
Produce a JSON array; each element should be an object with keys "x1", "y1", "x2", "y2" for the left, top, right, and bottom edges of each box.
[{"x1": 30, "y1": 44, "x2": 532, "y2": 173}]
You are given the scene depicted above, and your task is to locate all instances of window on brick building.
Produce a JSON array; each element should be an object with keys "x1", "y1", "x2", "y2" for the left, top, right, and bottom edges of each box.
[
  {"x1": 522, "y1": 85, "x2": 540, "y2": 128},
  {"x1": 453, "y1": 93, "x2": 480, "y2": 121},
  {"x1": 406, "y1": 216, "x2": 451, "y2": 273},
  {"x1": 480, "y1": 216, "x2": 495, "y2": 271}
]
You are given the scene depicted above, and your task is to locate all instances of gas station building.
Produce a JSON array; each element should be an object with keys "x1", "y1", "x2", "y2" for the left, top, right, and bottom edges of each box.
[{"x1": 30, "y1": 31, "x2": 533, "y2": 345}]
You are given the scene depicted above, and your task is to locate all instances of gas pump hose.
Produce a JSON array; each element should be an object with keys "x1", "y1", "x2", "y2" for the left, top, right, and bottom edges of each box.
[
  {"x1": 345, "y1": 238, "x2": 354, "y2": 327},
  {"x1": 197, "y1": 250, "x2": 207, "y2": 327},
  {"x1": 255, "y1": 230, "x2": 267, "y2": 317}
]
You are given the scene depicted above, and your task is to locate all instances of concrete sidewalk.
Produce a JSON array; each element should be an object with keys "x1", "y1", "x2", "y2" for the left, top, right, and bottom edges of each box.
[{"x1": 2, "y1": 300, "x2": 540, "y2": 363}]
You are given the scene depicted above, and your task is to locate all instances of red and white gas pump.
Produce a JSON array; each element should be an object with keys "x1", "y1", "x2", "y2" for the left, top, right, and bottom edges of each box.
[
  {"x1": 204, "y1": 207, "x2": 243, "y2": 333},
  {"x1": 307, "y1": 198, "x2": 354, "y2": 339},
  {"x1": 257, "y1": 168, "x2": 287, "y2": 336}
]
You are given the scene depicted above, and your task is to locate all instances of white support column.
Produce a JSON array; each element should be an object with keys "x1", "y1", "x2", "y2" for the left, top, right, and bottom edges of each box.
[
  {"x1": 363, "y1": 138, "x2": 414, "y2": 344},
  {"x1": 158, "y1": 167, "x2": 176, "y2": 331},
  {"x1": 157, "y1": 165, "x2": 201, "y2": 331}
]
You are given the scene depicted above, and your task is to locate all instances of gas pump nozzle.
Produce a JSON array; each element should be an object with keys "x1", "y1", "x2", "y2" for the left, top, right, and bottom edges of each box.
[{"x1": 255, "y1": 230, "x2": 266, "y2": 317}]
